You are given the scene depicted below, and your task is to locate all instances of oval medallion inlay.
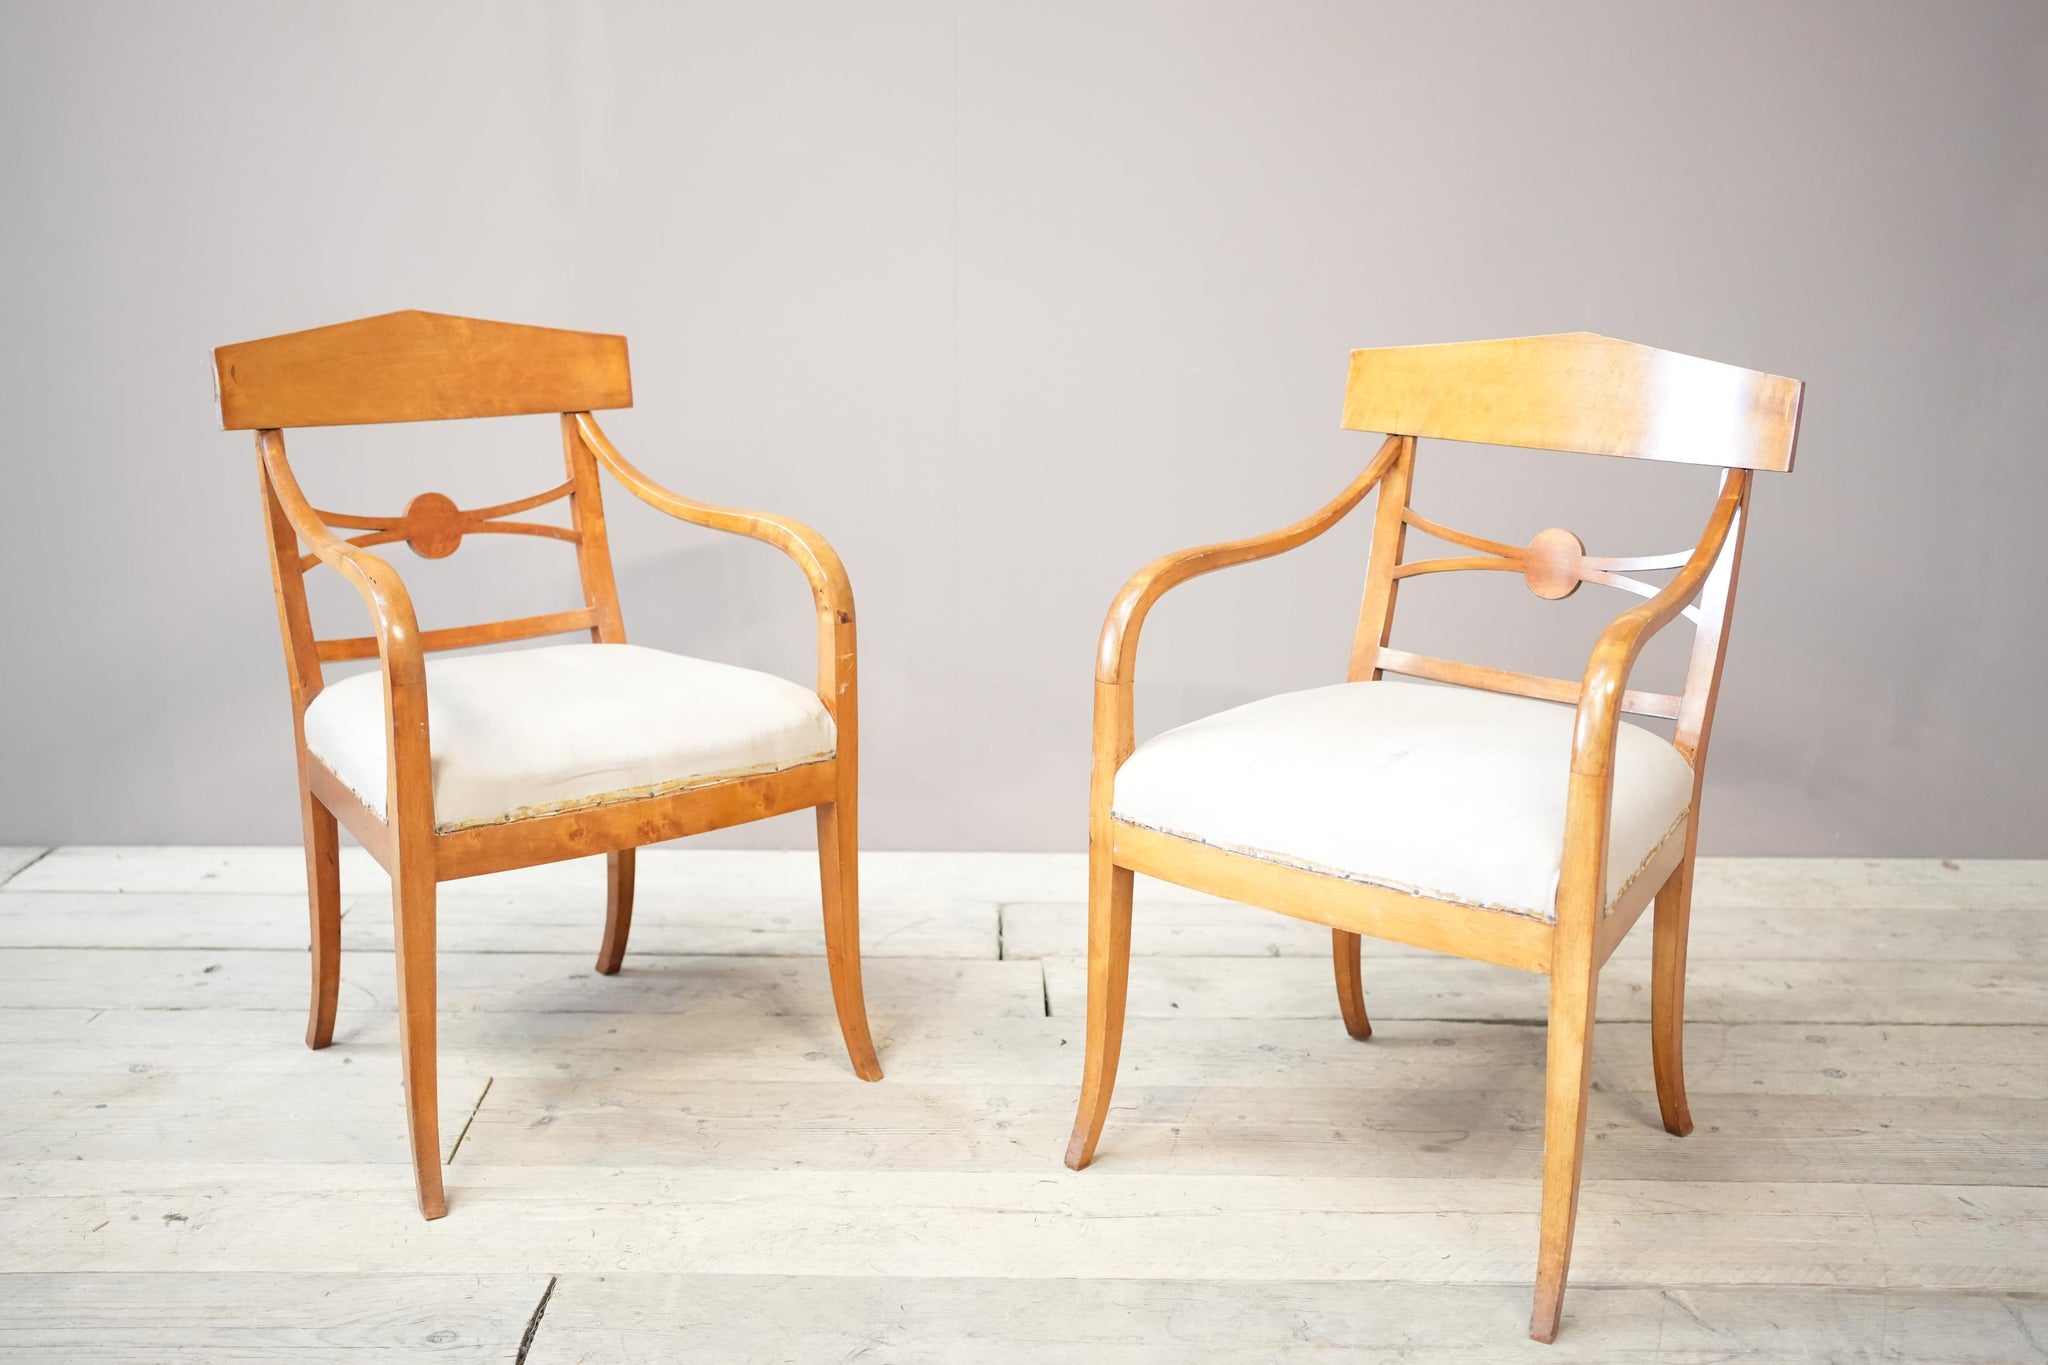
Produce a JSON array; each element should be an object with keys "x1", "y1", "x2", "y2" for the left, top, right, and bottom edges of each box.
[
  {"x1": 403, "y1": 491, "x2": 465, "y2": 559},
  {"x1": 1523, "y1": 527, "x2": 1585, "y2": 600}
]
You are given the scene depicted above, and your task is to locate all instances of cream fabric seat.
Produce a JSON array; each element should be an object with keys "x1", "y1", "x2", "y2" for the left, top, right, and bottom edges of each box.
[
  {"x1": 303, "y1": 643, "x2": 836, "y2": 832},
  {"x1": 1111, "y1": 681, "x2": 1694, "y2": 921}
]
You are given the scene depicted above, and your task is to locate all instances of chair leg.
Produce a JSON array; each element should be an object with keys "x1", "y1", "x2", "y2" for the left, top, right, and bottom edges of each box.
[
  {"x1": 390, "y1": 850, "x2": 446, "y2": 1220},
  {"x1": 1333, "y1": 929, "x2": 1372, "y2": 1040},
  {"x1": 817, "y1": 793, "x2": 882, "y2": 1081},
  {"x1": 1650, "y1": 857, "x2": 1696, "y2": 1137},
  {"x1": 1064, "y1": 850, "x2": 1134, "y2": 1170},
  {"x1": 1529, "y1": 960, "x2": 1599, "y2": 1343},
  {"x1": 301, "y1": 792, "x2": 341, "y2": 1050},
  {"x1": 595, "y1": 848, "x2": 636, "y2": 975}
]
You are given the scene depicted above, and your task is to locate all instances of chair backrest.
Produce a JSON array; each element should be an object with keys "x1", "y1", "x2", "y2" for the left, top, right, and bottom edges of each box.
[
  {"x1": 215, "y1": 309, "x2": 631, "y2": 429},
  {"x1": 1340, "y1": 332, "x2": 1802, "y2": 767},
  {"x1": 217, "y1": 311, "x2": 634, "y2": 709}
]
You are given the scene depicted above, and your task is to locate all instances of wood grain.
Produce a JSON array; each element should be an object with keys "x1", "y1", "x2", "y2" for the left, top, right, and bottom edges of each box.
[
  {"x1": 443, "y1": 1076, "x2": 2048, "y2": 1187},
  {"x1": 523, "y1": 1276, "x2": 2048, "y2": 1365},
  {"x1": 214, "y1": 310, "x2": 630, "y2": 429},
  {"x1": 996, "y1": 898, "x2": 2048, "y2": 964},
  {"x1": 6, "y1": 1163, "x2": 2042, "y2": 1288},
  {"x1": 8, "y1": 849, "x2": 2039, "y2": 1359},
  {"x1": 8, "y1": 1012, "x2": 2047, "y2": 1112},
  {"x1": 1040, "y1": 953, "x2": 2048, "y2": 1025},
  {"x1": 1079, "y1": 335, "x2": 1800, "y2": 1338},
  {"x1": 22, "y1": 847, "x2": 2037, "y2": 911},
  {"x1": 0, "y1": 1273, "x2": 551, "y2": 1364},
  {"x1": 1342, "y1": 332, "x2": 1801, "y2": 471},
  {"x1": 225, "y1": 315, "x2": 881, "y2": 1216}
]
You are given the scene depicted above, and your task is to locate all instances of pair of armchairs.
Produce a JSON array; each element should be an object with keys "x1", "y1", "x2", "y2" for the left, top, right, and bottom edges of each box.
[{"x1": 215, "y1": 313, "x2": 1798, "y2": 1343}]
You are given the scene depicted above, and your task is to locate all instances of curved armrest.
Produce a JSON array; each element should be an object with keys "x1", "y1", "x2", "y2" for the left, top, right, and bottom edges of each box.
[
  {"x1": 1540, "y1": 470, "x2": 1753, "y2": 941},
  {"x1": 574, "y1": 414, "x2": 852, "y2": 618},
  {"x1": 572, "y1": 413, "x2": 856, "y2": 718},
  {"x1": 259, "y1": 431, "x2": 425, "y2": 689},
  {"x1": 1097, "y1": 435, "x2": 1405, "y2": 689},
  {"x1": 1550, "y1": 470, "x2": 1750, "y2": 937},
  {"x1": 1569, "y1": 469, "x2": 1750, "y2": 782},
  {"x1": 260, "y1": 430, "x2": 434, "y2": 836}
]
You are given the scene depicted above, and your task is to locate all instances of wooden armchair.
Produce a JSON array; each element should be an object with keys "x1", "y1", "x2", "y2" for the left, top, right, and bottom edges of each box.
[
  {"x1": 215, "y1": 310, "x2": 881, "y2": 1220},
  {"x1": 1062, "y1": 333, "x2": 1802, "y2": 1342}
]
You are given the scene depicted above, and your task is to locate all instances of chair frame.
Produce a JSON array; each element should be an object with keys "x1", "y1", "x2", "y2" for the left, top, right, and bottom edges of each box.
[
  {"x1": 1062, "y1": 333, "x2": 1801, "y2": 1342},
  {"x1": 217, "y1": 310, "x2": 881, "y2": 1221}
]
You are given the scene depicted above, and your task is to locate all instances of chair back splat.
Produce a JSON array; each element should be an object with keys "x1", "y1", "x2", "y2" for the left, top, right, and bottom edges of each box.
[
  {"x1": 1343, "y1": 333, "x2": 1796, "y2": 749},
  {"x1": 217, "y1": 311, "x2": 634, "y2": 670}
]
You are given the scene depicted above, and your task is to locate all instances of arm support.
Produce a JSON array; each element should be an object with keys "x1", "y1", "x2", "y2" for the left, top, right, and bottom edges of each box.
[
  {"x1": 571, "y1": 413, "x2": 856, "y2": 720},
  {"x1": 1571, "y1": 470, "x2": 1749, "y2": 780},
  {"x1": 1089, "y1": 435, "x2": 1405, "y2": 808},
  {"x1": 259, "y1": 431, "x2": 425, "y2": 691},
  {"x1": 1553, "y1": 469, "x2": 1751, "y2": 934},
  {"x1": 1097, "y1": 434, "x2": 1405, "y2": 689},
  {"x1": 259, "y1": 430, "x2": 432, "y2": 834}
]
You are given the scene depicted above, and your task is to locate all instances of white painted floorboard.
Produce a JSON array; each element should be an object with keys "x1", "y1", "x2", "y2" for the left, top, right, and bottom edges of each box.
[
  {"x1": 0, "y1": 847, "x2": 47, "y2": 887},
  {"x1": 0, "y1": 849, "x2": 2044, "y2": 1362}
]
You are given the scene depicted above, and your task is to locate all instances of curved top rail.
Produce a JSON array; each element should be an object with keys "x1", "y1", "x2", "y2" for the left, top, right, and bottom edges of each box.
[
  {"x1": 1342, "y1": 332, "x2": 1800, "y2": 472},
  {"x1": 214, "y1": 311, "x2": 631, "y2": 430}
]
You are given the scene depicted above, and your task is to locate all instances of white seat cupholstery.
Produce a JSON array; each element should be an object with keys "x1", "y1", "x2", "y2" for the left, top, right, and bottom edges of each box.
[
  {"x1": 303, "y1": 642, "x2": 836, "y2": 831},
  {"x1": 1111, "y1": 680, "x2": 1694, "y2": 920}
]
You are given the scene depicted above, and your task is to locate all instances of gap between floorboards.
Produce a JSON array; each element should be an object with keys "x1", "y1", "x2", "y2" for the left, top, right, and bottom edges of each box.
[{"x1": 445, "y1": 1076, "x2": 494, "y2": 1165}]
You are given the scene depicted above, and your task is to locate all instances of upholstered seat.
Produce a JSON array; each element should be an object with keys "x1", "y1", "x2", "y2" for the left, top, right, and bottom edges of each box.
[
  {"x1": 304, "y1": 643, "x2": 836, "y2": 831},
  {"x1": 1111, "y1": 680, "x2": 1694, "y2": 920}
]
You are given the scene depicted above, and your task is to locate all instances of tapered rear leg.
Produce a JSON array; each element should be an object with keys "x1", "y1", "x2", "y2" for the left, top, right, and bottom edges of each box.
[
  {"x1": 1333, "y1": 929, "x2": 1372, "y2": 1040},
  {"x1": 301, "y1": 791, "x2": 341, "y2": 1050},
  {"x1": 1064, "y1": 850, "x2": 1134, "y2": 1170},
  {"x1": 390, "y1": 851, "x2": 446, "y2": 1220},
  {"x1": 595, "y1": 848, "x2": 636, "y2": 975},
  {"x1": 1650, "y1": 857, "x2": 1696, "y2": 1137},
  {"x1": 817, "y1": 786, "x2": 882, "y2": 1081},
  {"x1": 1530, "y1": 960, "x2": 1598, "y2": 1343}
]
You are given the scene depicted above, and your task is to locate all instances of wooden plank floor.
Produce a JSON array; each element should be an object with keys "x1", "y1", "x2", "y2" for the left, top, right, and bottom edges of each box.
[{"x1": 0, "y1": 847, "x2": 2044, "y2": 1362}]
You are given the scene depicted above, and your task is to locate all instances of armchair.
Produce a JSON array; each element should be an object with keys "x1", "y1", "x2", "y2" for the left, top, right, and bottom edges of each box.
[
  {"x1": 1062, "y1": 332, "x2": 1802, "y2": 1343},
  {"x1": 217, "y1": 311, "x2": 880, "y2": 1220}
]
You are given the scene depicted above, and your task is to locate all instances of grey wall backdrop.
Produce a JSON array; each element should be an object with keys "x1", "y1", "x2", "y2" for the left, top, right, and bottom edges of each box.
[{"x1": 3, "y1": 2, "x2": 2044, "y2": 854}]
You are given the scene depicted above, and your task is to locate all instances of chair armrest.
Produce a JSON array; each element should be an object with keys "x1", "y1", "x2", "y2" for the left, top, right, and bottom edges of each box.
[
  {"x1": 1569, "y1": 469, "x2": 1750, "y2": 781},
  {"x1": 258, "y1": 432, "x2": 425, "y2": 689},
  {"x1": 573, "y1": 414, "x2": 852, "y2": 618},
  {"x1": 1550, "y1": 470, "x2": 1750, "y2": 938},
  {"x1": 259, "y1": 430, "x2": 435, "y2": 838},
  {"x1": 1097, "y1": 434, "x2": 1405, "y2": 690},
  {"x1": 571, "y1": 414, "x2": 856, "y2": 717}
]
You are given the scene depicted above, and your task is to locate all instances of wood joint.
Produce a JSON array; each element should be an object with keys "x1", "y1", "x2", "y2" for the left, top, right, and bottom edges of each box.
[{"x1": 298, "y1": 480, "x2": 579, "y2": 571}]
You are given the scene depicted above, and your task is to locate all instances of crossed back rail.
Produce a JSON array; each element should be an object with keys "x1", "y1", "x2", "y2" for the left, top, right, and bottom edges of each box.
[
  {"x1": 215, "y1": 310, "x2": 637, "y2": 712},
  {"x1": 1340, "y1": 332, "x2": 1802, "y2": 766}
]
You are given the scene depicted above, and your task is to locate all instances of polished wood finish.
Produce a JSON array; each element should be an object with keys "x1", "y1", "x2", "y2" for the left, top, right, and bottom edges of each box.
[
  {"x1": 231, "y1": 313, "x2": 879, "y2": 1219},
  {"x1": 1374, "y1": 648, "x2": 1684, "y2": 721},
  {"x1": 596, "y1": 850, "x2": 635, "y2": 977},
  {"x1": 215, "y1": 311, "x2": 631, "y2": 429},
  {"x1": 1332, "y1": 929, "x2": 1372, "y2": 1040},
  {"x1": 431, "y1": 761, "x2": 838, "y2": 882},
  {"x1": 1522, "y1": 528, "x2": 1587, "y2": 600},
  {"x1": 1067, "y1": 333, "x2": 1800, "y2": 1343},
  {"x1": 299, "y1": 481, "x2": 580, "y2": 571},
  {"x1": 314, "y1": 609, "x2": 600, "y2": 664},
  {"x1": 1062, "y1": 850, "x2": 1133, "y2": 1171},
  {"x1": 1111, "y1": 819, "x2": 1557, "y2": 974},
  {"x1": 1342, "y1": 331, "x2": 1801, "y2": 472}
]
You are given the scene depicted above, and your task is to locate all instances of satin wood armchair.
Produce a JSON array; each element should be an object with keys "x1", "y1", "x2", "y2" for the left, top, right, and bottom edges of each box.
[
  {"x1": 215, "y1": 311, "x2": 880, "y2": 1220},
  {"x1": 1063, "y1": 333, "x2": 1802, "y2": 1343}
]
